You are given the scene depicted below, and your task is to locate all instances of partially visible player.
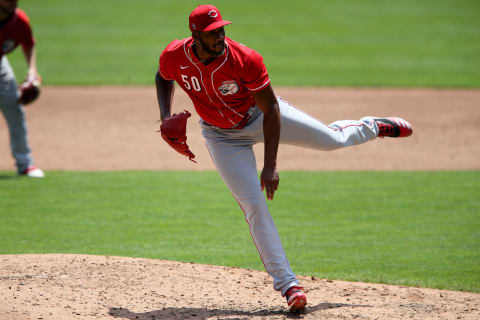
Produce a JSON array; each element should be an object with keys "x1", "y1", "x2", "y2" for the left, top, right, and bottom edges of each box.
[
  {"x1": 156, "y1": 4, "x2": 413, "y2": 313},
  {"x1": 0, "y1": 0, "x2": 43, "y2": 177}
]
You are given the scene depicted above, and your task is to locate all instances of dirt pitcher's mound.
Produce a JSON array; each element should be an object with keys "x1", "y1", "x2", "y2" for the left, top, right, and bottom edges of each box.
[{"x1": 0, "y1": 254, "x2": 479, "y2": 320}]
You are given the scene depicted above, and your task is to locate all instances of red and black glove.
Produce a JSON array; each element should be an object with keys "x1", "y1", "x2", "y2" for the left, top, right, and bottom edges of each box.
[
  {"x1": 18, "y1": 74, "x2": 41, "y2": 105},
  {"x1": 159, "y1": 110, "x2": 196, "y2": 163}
]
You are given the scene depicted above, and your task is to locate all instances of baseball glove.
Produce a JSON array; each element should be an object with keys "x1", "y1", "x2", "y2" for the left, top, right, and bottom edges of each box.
[
  {"x1": 18, "y1": 75, "x2": 41, "y2": 105},
  {"x1": 159, "y1": 110, "x2": 196, "y2": 163}
]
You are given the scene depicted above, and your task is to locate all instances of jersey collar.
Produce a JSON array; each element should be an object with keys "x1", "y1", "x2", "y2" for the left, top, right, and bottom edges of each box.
[{"x1": 186, "y1": 37, "x2": 229, "y2": 69}]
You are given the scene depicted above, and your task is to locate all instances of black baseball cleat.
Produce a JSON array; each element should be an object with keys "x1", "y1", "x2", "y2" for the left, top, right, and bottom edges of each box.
[{"x1": 361, "y1": 116, "x2": 413, "y2": 138}]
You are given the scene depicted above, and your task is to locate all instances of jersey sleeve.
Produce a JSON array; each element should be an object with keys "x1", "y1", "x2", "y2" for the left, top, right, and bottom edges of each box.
[
  {"x1": 16, "y1": 9, "x2": 35, "y2": 50},
  {"x1": 242, "y1": 50, "x2": 270, "y2": 91},
  {"x1": 20, "y1": 24, "x2": 34, "y2": 50},
  {"x1": 158, "y1": 51, "x2": 173, "y2": 80},
  {"x1": 158, "y1": 40, "x2": 182, "y2": 81}
]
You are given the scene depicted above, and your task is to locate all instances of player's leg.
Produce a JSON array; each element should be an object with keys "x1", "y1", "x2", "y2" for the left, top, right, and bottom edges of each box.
[
  {"x1": 276, "y1": 97, "x2": 378, "y2": 150},
  {"x1": 202, "y1": 126, "x2": 300, "y2": 296},
  {"x1": 0, "y1": 57, "x2": 33, "y2": 174}
]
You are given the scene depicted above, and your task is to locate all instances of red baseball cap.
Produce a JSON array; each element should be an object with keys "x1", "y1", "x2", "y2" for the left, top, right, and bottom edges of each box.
[{"x1": 189, "y1": 4, "x2": 232, "y2": 32}]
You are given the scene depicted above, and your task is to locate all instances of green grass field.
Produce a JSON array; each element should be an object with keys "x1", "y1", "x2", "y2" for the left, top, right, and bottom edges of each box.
[
  {"x1": 8, "y1": 0, "x2": 480, "y2": 87},
  {"x1": 1, "y1": 171, "x2": 479, "y2": 292}
]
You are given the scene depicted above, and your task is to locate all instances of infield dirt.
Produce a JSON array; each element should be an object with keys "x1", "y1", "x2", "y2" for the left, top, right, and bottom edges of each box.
[{"x1": 0, "y1": 87, "x2": 479, "y2": 319}]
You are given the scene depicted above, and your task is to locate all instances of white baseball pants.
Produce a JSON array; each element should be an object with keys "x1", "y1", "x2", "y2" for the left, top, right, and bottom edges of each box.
[{"x1": 201, "y1": 97, "x2": 378, "y2": 295}]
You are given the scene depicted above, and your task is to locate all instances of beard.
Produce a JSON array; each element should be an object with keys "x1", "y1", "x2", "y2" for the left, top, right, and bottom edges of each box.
[{"x1": 198, "y1": 38, "x2": 225, "y2": 57}]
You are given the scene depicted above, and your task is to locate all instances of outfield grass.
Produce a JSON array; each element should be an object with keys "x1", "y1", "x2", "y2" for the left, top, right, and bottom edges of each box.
[
  {"x1": 8, "y1": 0, "x2": 480, "y2": 87},
  {"x1": 1, "y1": 170, "x2": 478, "y2": 292}
]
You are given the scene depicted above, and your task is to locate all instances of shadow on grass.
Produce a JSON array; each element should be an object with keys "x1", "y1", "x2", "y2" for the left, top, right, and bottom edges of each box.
[
  {"x1": 0, "y1": 174, "x2": 17, "y2": 180},
  {"x1": 109, "y1": 302, "x2": 370, "y2": 319}
]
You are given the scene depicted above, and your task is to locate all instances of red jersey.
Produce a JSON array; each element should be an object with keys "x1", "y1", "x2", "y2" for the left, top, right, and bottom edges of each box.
[
  {"x1": 159, "y1": 37, "x2": 270, "y2": 128},
  {"x1": 0, "y1": 9, "x2": 34, "y2": 58}
]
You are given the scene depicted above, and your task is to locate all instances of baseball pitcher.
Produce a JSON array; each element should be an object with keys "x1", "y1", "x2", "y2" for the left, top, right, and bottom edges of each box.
[{"x1": 155, "y1": 4, "x2": 413, "y2": 313}]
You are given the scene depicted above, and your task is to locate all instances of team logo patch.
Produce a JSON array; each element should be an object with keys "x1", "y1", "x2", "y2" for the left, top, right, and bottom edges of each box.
[
  {"x1": 208, "y1": 10, "x2": 218, "y2": 18},
  {"x1": 218, "y1": 80, "x2": 239, "y2": 96},
  {"x1": 2, "y1": 39, "x2": 15, "y2": 53}
]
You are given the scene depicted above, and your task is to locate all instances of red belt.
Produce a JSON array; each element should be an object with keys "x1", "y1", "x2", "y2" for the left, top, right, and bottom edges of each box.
[{"x1": 231, "y1": 113, "x2": 251, "y2": 130}]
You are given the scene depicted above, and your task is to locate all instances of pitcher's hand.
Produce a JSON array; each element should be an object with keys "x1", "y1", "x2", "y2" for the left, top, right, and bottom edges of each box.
[{"x1": 260, "y1": 165, "x2": 279, "y2": 200}]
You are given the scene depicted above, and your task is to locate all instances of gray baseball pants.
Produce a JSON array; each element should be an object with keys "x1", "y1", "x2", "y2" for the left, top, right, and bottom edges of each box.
[
  {"x1": 0, "y1": 56, "x2": 33, "y2": 174},
  {"x1": 201, "y1": 97, "x2": 378, "y2": 295}
]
